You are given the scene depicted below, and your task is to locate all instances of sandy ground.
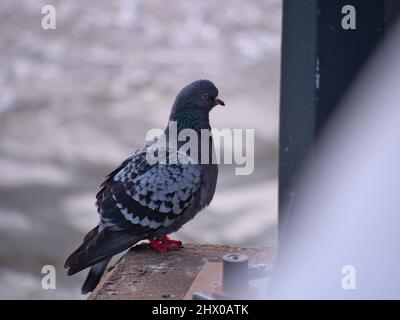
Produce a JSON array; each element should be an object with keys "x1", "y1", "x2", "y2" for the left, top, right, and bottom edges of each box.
[{"x1": 0, "y1": 0, "x2": 281, "y2": 299}]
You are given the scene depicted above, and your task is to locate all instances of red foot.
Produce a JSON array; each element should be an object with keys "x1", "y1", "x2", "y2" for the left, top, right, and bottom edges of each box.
[
  {"x1": 159, "y1": 236, "x2": 182, "y2": 247},
  {"x1": 149, "y1": 236, "x2": 183, "y2": 253}
]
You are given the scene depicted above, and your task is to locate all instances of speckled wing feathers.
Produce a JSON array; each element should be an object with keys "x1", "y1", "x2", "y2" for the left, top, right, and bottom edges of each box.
[{"x1": 96, "y1": 142, "x2": 202, "y2": 234}]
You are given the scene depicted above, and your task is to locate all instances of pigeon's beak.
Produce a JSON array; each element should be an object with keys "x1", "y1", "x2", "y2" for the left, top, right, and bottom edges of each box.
[{"x1": 214, "y1": 98, "x2": 225, "y2": 107}]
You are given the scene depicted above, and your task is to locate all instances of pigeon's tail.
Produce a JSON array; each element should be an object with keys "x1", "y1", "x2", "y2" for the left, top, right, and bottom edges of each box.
[
  {"x1": 65, "y1": 226, "x2": 144, "y2": 293},
  {"x1": 81, "y1": 257, "x2": 111, "y2": 294}
]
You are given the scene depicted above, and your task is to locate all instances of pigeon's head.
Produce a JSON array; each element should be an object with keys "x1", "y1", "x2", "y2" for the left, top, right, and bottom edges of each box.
[{"x1": 170, "y1": 80, "x2": 225, "y2": 121}]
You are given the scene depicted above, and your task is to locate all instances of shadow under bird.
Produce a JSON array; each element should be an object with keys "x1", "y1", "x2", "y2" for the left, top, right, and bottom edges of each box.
[{"x1": 65, "y1": 80, "x2": 225, "y2": 294}]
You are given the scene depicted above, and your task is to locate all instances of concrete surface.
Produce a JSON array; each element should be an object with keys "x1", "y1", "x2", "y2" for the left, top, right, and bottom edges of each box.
[{"x1": 89, "y1": 243, "x2": 274, "y2": 300}]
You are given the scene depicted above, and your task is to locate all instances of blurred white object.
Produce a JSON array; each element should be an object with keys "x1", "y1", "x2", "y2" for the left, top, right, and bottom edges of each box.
[{"x1": 267, "y1": 22, "x2": 400, "y2": 299}]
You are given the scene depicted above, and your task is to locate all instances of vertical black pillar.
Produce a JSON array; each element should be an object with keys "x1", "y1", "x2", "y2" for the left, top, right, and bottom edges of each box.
[{"x1": 279, "y1": 0, "x2": 388, "y2": 240}]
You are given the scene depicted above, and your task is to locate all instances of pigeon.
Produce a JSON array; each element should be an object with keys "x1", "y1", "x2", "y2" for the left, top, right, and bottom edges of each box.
[{"x1": 65, "y1": 79, "x2": 225, "y2": 294}]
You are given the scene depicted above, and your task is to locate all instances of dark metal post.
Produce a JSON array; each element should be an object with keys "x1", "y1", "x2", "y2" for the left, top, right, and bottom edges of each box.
[{"x1": 279, "y1": 0, "x2": 390, "y2": 240}]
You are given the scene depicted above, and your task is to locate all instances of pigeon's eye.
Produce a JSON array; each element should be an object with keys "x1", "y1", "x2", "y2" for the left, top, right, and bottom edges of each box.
[{"x1": 201, "y1": 93, "x2": 209, "y2": 100}]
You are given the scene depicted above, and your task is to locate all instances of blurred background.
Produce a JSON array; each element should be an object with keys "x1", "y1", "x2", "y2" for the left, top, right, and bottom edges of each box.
[{"x1": 0, "y1": 0, "x2": 281, "y2": 299}]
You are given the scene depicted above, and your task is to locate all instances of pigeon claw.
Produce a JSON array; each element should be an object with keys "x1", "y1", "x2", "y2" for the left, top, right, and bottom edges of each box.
[
  {"x1": 149, "y1": 237, "x2": 183, "y2": 253},
  {"x1": 159, "y1": 235, "x2": 183, "y2": 247}
]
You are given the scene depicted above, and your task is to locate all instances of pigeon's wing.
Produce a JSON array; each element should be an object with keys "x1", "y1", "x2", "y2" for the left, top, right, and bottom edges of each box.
[
  {"x1": 96, "y1": 146, "x2": 202, "y2": 234},
  {"x1": 66, "y1": 147, "x2": 202, "y2": 275}
]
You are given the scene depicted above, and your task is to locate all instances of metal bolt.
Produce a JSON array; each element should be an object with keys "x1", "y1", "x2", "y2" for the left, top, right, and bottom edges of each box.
[{"x1": 222, "y1": 253, "x2": 249, "y2": 295}]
